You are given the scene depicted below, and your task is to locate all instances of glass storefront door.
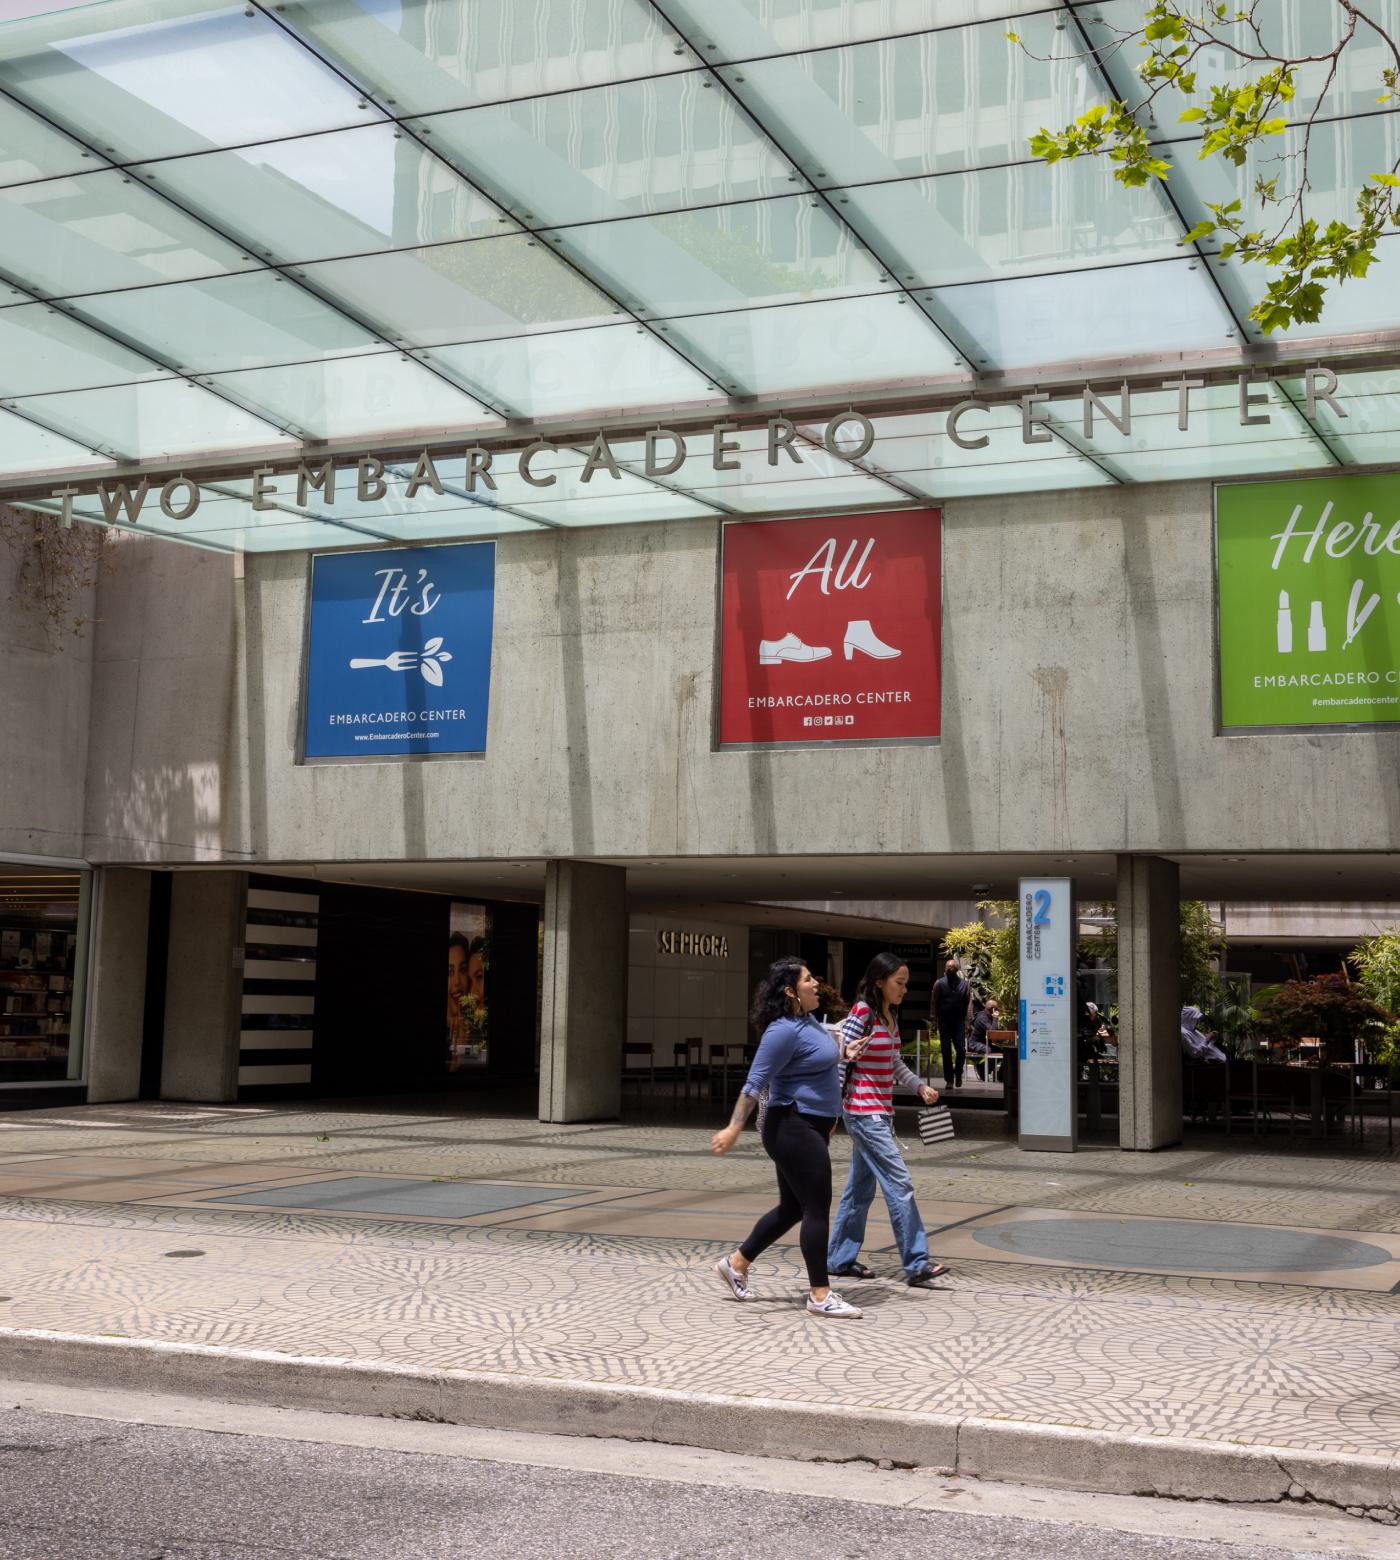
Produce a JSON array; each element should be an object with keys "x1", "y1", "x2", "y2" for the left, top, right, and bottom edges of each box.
[{"x1": 0, "y1": 864, "x2": 90, "y2": 1085}]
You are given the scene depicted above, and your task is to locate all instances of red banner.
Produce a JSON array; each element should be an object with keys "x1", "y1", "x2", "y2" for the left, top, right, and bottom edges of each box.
[{"x1": 719, "y1": 509, "x2": 941, "y2": 747}]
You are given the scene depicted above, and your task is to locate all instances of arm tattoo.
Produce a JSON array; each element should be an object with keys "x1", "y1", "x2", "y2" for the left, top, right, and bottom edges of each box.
[{"x1": 728, "y1": 1093, "x2": 757, "y2": 1130}]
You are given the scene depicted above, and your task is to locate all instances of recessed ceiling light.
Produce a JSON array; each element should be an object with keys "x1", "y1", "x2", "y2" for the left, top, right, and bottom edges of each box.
[{"x1": 1220, "y1": 856, "x2": 1246, "y2": 862}]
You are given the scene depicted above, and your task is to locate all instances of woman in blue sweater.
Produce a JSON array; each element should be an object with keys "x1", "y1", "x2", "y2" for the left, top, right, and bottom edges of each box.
[{"x1": 710, "y1": 958, "x2": 862, "y2": 1319}]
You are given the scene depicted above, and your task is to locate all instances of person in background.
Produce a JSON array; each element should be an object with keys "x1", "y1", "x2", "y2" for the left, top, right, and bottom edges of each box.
[
  {"x1": 1181, "y1": 1004, "x2": 1226, "y2": 1062},
  {"x1": 828, "y1": 952, "x2": 949, "y2": 1288},
  {"x1": 932, "y1": 957, "x2": 973, "y2": 1089},
  {"x1": 710, "y1": 959, "x2": 863, "y2": 1320},
  {"x1": 967, "y1": 996, "x2": 1001, "y2": 1082}
]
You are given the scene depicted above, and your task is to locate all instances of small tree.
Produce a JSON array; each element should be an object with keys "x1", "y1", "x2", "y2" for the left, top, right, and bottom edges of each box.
[
  {"x1": 1349, "y1": 930, "x2": 1400, "y2": 1075},
  {"x1": 1206, "y1": 977, "x2": 1261, "y2": 1058},
  {"x1": 1255, "y1": 974, "x2": 1390, "y2": 1058},
  {"x1": 942, "y1": 902, "x2": 1019, "y2": 1011},
  {"x1": 1351, "y1": 930, "x2": 1400, "y2": 1014}
]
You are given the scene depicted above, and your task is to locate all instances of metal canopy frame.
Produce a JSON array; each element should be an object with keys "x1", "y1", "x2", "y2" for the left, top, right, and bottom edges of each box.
[{"x1": 0, "y1": 0, "x2": 1393, "y2": 550}]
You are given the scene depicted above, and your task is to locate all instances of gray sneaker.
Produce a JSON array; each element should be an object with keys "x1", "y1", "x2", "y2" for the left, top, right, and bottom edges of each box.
[
  {"x1": 806, "y1": 1290, "x2": 863, "y2": 1319},
  {"x1": 714, "y1": 1256, "x2": 752, "y2": 1301}
]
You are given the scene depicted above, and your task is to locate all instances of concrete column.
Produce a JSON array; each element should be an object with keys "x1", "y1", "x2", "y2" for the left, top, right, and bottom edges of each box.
[
  {"x1": 85, "y1": 869, "x2": 151, "y2": 1102},
  {"x1": 161, "y1": 871, "x2": 246, "y2": 1102},
  {"x1": 1116, "y1": 854, "x2": 1182, "y2": 1151},
  {"x1": 538, "y1": 860, "x2": 627, "y2": 1123}
]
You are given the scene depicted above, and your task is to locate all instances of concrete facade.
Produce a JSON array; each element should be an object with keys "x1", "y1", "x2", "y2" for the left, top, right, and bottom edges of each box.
[
  {"x1": 83, "y1": 868, "x2": 150, "y2": 1104},
  {"x1": 539, "y1": 860, "x2": 627, "y2": 1122},
  {"x1": 8, "y1": 481, "x2": 1400, "y2": 1120},
  {"x1": 1117, "y1": 855, "x2": 1184, "y2": 1152},
  {"x1": 160, "y1": 871, "x2": 246, "y2": 1103},
  {"x1": 22, "y1": 481, "x2": 1397, "y2": 874},
  {"x1": 0, "y1": 513, "x2": 97, "y2": 862}
]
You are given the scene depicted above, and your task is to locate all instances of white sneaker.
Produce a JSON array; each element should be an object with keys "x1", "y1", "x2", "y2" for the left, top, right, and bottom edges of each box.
[
  {"x1": 714, "y1": 1256, "x2": 752, "y2": 1300},
  {"x1": 806, "y1": 1290, "x2": 863, "y2": 1318},
  {"x1": 842, "y1": 619, "x2": 900, "y2": 660},
  {"x1": 758, "y1": 632, "x2": 831, "y2": 666}
]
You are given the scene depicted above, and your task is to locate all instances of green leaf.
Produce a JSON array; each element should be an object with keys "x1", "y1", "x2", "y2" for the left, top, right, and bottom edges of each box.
[
  {"x1": 1371, "y1": 172, "x2": 1400, "y2": 187},
  {"x1": 1179, "y1": 106, "x2": 1205, "y2": 121},
  {"x1": 1181, "y1": 219, "x2": 1217, "y2": 244}
]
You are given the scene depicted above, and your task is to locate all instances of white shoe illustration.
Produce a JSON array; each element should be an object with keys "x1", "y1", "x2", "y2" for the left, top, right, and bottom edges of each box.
[
  {"x1": 758, "y1": 632, "x2": 832, "y2": 666},
  {"x1": 843, "y1": 620, "x2": 900, "y2": 660}
]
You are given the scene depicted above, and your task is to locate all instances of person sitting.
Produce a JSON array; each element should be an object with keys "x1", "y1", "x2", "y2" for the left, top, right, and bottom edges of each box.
[
  {"x1": 1180, "y1": 1004, "x2": 1226, "y2": 1062},
  {"x1": 966, "y1": 997, "x2": 1000, "y2": 1082}
]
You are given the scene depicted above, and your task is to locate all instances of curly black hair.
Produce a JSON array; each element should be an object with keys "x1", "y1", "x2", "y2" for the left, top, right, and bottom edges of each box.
[{"x1": 749, "y1": 956, "x2": 807, "y2": 1031}]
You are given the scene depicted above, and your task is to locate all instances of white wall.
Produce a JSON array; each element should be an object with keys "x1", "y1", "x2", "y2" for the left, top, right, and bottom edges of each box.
[{"x1": 626, "y1": 914, "x2": 748, "y2": 1070}]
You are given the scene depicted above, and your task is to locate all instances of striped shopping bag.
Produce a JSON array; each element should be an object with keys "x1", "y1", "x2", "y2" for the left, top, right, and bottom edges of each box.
[{"x1": 916, "y1": 1104, "x2": 955, "y2": 1145}]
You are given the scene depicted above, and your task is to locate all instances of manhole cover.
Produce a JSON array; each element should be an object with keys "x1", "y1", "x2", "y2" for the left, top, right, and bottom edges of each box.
[{"x1": 973, "y1": 1218, "x2": 1391, "y2": 1274}]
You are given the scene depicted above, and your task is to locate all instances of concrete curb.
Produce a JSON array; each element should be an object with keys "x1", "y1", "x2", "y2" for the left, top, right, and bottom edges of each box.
[{"x1": 2, "y1": 1326, "x2": 1397, "y2": 1525}]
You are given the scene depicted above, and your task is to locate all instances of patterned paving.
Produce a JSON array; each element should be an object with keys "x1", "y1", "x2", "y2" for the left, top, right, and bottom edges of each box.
[{"x1": 1, "y1": 1100, "x2": 1399, "y2": 1459}]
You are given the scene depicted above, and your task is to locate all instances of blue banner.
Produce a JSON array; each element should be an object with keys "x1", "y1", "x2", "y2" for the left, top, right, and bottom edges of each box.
[{"x1": 303, "y1": 543, "x2": 494, "y2": 760}]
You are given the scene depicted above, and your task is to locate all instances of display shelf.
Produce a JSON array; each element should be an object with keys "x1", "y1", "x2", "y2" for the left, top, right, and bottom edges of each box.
[{"x1": 0, "y1": 922, "x2": 77, "y2": 1079}]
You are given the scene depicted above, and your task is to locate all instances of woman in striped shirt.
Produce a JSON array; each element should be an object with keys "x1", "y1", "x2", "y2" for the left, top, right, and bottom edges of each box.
[{"x1": 828, "y1": 952, "x2": 950, "y2": 1288}]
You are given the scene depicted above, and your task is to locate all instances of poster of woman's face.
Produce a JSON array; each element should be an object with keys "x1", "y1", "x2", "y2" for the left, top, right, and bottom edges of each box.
[{"x1": 447, "y1": 903, "x2": 489, "y2": 1072}]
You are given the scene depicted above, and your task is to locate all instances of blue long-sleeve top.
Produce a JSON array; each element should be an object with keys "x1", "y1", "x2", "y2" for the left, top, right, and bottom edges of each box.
[{"x1": 741, "y1": 1013, "x2": 841, "y2": 1117}]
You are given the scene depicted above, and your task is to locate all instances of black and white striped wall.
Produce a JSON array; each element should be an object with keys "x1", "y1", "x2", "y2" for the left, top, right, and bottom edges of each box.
[{"x1": 238, "y1": 882, "x2": 318, "y2": 1094}]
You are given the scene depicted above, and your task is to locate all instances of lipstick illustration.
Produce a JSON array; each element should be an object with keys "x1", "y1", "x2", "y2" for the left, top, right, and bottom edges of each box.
[{"x1": 1276, "y1": 590, "x2": 1293, "y2": 653}]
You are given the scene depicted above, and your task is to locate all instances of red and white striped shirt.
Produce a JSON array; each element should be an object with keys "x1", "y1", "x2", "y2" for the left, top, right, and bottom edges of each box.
[{"x1": 840, "y1": 1001, "x2": 925, "y2": 1116}]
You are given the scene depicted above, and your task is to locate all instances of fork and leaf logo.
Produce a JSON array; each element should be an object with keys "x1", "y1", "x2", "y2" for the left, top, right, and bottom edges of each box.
[{"x1": 349, "y1": 636, "x2": 454, "y2": 686}]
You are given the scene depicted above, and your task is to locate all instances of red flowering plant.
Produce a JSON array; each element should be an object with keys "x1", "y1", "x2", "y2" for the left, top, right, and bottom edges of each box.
[{"x1": 1255, "y1": 975, "x2": 1390, "y2": 1062}]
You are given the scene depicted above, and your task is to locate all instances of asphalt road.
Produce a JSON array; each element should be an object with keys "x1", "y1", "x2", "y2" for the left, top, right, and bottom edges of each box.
[{"x1": 0, "y1": 1397, "x2": 1373, "y2": 1560}]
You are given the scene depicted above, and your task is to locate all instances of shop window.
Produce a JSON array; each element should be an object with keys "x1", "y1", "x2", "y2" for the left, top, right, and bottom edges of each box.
[{"x1": 0, "y1": 865, "x2": 90, "y2": 1085}]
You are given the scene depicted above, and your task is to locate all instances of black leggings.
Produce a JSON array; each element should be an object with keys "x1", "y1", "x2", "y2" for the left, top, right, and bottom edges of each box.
[{"x1": 739, "y1": 1105, "x2": 835, "y2": 1288}]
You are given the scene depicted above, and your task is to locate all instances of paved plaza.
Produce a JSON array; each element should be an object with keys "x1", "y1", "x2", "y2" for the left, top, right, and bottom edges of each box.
[{"x1": 0, "y1": 1099, "x2": 1398, "y2": 1468}]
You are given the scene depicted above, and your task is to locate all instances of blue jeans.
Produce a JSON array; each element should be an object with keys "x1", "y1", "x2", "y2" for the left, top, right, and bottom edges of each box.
[{"x1": 828, "y1": 1111, "x2": 930, "y2": 1277}]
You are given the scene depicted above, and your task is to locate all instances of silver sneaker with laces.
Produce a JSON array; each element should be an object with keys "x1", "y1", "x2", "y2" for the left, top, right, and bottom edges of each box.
[
  {"x1": 806, "y1": 1290, "x2": 862, "y2": 1318},
  {"x1": 714, "y1": 1256, "x2": 752, "y2": 1300}
]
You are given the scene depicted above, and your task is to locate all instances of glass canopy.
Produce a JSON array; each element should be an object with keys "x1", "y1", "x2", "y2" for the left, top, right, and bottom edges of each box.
[{"x1": 0, "y1": 0, "x2": 1395, "y2": 552}]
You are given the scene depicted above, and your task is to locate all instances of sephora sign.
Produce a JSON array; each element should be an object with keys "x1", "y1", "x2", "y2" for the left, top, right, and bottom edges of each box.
[{"x1": 718, "y1": 510, "x2": 941, "y2": 747}]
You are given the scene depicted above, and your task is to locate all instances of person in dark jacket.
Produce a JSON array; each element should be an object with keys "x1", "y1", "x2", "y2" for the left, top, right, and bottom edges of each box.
[{"x1": 932, "y1": 958, "x2": 972, "y2": 1088}]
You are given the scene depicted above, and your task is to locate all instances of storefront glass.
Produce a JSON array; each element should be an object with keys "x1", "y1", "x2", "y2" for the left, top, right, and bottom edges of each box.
[{"x1": 0, "y1": 863, "x2": 90, "y2": 1085}]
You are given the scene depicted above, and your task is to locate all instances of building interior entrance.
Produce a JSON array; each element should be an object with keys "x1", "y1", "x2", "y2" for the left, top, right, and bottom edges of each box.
[{"x1": 96, "y1": 850, "x2": 1400, "y2": 1160}]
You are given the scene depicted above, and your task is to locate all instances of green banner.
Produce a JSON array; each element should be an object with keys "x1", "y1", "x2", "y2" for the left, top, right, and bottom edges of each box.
[{"x1": 1217, "y1": 474, "x2": 1400, "y2": 730}]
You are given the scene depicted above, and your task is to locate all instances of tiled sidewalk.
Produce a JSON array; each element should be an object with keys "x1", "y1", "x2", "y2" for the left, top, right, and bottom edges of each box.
[{"x1": 1, "y1": 1100, "x2": 1398, "y2": 1459}]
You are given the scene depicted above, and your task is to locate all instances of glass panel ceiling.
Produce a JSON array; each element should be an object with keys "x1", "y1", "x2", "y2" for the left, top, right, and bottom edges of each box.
[
  {"x1": 661, "y1": 0, "x2": 1057, "y2": 59},
  {"x1": 0, "y1": 0, "x2": 1394, "y2": 553},
  {"x1": 144, "y1": 125, "x2": 518, "y2": 266},
  {"x1": 278, "y1": 0, "x2": 693, "y2": 114},
  {"x1": 0, "y1": 1, "x2": 385, "y2": 161}
]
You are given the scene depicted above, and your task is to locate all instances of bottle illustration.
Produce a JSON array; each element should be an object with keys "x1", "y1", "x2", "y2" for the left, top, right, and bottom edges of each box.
[
  {"x1": 1307, "y1": 600, "x2": 1327, "y2": 653},
  {"x1": 1275, "y1": 590, "x2": 1292, "y2": 654}
]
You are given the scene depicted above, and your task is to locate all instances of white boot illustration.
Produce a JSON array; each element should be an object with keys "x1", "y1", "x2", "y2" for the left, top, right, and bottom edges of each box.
[
  {"x1": 843, "y1": 620, "x2": 900, "y2": 660},
  {"x1": 758, "y1": 632, "x2": 831, "y2": 666}
]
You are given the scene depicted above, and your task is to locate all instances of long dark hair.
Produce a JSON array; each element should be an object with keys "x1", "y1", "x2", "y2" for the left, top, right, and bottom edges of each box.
[
  {"x1": 749, "y1": 957, "x2": 807, "y2": 1031},
  {"x1": 855, "y1": 952, "x2": 909, "y2": 1029}
]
